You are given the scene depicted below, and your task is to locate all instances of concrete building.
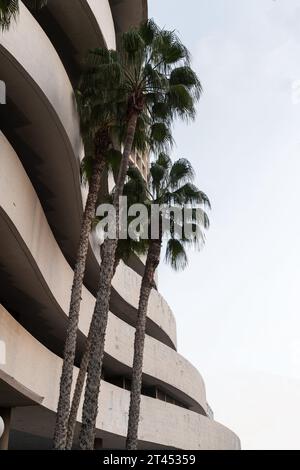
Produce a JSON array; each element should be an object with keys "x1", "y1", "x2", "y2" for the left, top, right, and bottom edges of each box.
[{"x1": 0, "y1": 1, "x2": 240, "y2": 450}]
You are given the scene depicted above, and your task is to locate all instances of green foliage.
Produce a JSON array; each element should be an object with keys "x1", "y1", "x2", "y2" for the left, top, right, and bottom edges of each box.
[
  {"x1": 76, "y1": 19, "x2": 202, "y2": 172},
  {"x1": 123, "y1": 155, "x2": 210, "y2": 272},
  {"x1": 138, "y1": 18, "x2": 159, "y2": 46},
  {"x1": 116, "y1": 237, "x2": 148, "y2": 264},
  {"x1": 104, "y1": 148, "x2": 123, "y2": 174},
  {"x1": 0, "y1": 0, "x2": 19, "y2": 30},
  {"x1": 124, "y1": 166, "x2": 148, "y2": 204},
  {"x1": 170, "y1": 67, "x2": 202, "y2": 98},
  {"x1": 169, "y1": 158, "x2": 195, "y2": 188},
  {"x1": 149, "y1": 155, "x2": 210, "y2": 270},
  {"x1": 0, "y1": 0, "x2": 47, "y2": 31},
  {"x1": 80, "y1": 156, "x2": 93, "y2": 186},
  {"x1": 150, "y1": 122, "x2": 174, "y2": 151},
  {"x1": 165, "y1": 238, "x2": 188, "y2": 271}
]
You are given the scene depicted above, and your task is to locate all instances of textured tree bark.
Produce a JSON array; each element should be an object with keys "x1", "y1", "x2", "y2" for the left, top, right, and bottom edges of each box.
[
  {"x1": 113, "y1": 113, "x2": 139, "y2": 208},
  {"x1": 126, "y1": 239, "x2": 161, "y2": 450},
  {"x1": 78, "y1": 112, "x2": 139, "y2": 450},
  {"x1": 78, "y1": 238, "x2": 116, "y2": 450},
  {"x1": 53, "y1": 155, "x2": 105, "y2": 450},
  {"x1": 65, "y1": 334, "x2": 90, "y2": 450},
  {"x1": 66, "y1": 257, "x2": 121, "y2": 450}
]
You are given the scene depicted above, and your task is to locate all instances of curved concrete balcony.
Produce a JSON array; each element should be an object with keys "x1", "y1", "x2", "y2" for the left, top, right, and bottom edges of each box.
[
  {"x1": 0, "y1": 133, "x2": 205, "y2": 411},
  {"x1": 46, "y1": 0, "x2": 116, "y2": 51},
  {"x1": 0, "y1": 306, "x2": 240, "y2": 450},
  {"x1": 22, "y1": 0, "x2": 116, "y2": 84},
  {"x1": 0, "y1": 2, "x2": 84, "y2": 264},
  {"x1": 112, "y1": 264, "x2": 177, "y2": 349},
  {"x1": 109, "y1": 0, "x2": 148, "y2": 36},
  {"x1": 0, "y1": 7, "x2": 176, "y2": 348}
]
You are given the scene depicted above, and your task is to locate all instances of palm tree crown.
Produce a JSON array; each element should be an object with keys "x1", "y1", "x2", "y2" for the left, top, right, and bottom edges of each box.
[
  {"x1": 148, "y1": 153, "x2": 210, "y2": 266},
  {"x1": 78, "y1": 19, "x2": 202, "y2": 200}
]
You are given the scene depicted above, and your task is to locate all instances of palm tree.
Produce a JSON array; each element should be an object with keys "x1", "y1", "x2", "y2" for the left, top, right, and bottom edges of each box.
[
  {"x1": 54, "y1": 44, "x2": 173, "y2": 448},
  {"x1": 78, "y1": 20, "x2": 202, "y2": 449},
  {"x1": 126, "y1": 154, "x2": 211, "y2": 449},
  {"x1": 0, "y1": 0, "x2": 47, "y2": 31}
]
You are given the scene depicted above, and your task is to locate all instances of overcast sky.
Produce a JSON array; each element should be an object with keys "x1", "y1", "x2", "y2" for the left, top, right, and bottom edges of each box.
[{"x1": 150, "y1": 0, "x2": 300, "y2": 450}]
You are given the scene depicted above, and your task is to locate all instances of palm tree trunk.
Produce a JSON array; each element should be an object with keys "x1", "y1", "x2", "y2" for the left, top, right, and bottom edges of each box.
[
  {"x1": 78, "y1": 238, "x2": 116, "y2": 450},
  {"x1": 78, "y1": 112, "x2": 139, "y2": 450},
  {"x1": 126, "y1": 239, "x2": 161, "y2": 450},
  {"x1": 65, "y1": 256, "x2": 121, "y2": 450},
  {"x1": 53, "y1": 156, "x2": 105, "y2": 450},
  {"x1": 65, "y1": 334, "x2": 90, "y2": 450}
]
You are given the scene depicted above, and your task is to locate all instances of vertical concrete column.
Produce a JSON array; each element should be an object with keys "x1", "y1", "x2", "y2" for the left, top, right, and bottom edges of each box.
[{"x1": 0, "y1": 408, "x2": 12, "y2": 450}]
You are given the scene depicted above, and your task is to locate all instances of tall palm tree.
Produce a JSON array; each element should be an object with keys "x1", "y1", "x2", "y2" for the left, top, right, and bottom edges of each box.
[
  {"x1": 78, "y1": 20, "x2": 202, "y2": 449},
  {"x1": 0, "y1": 0, "x2": 47, "y2": 31},
  {"x1": 126, "y1": 154, "x2": 211, "y2": 449},
  {"x1": 54, "y1": 44, "x2": 172, "y2": 448}
]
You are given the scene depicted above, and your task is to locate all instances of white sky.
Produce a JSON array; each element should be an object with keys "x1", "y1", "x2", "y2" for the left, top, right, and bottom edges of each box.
[{"x1": 150, "y1": 0, "x2": 300, "y2": 450}]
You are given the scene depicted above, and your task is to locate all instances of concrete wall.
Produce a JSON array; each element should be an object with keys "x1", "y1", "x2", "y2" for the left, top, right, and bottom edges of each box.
[
  {"x1": 0, "y1": 306, "x2": 240, "y2": 449},
  {"x1": 113, "y1": 263, "x2": 177, "y2": 348},
  {"x1": 0, "y1": 132, "x2": 206, "y2": 412}
]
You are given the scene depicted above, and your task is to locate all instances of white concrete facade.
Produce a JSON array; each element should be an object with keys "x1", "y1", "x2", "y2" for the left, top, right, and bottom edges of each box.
[{"x1": 0, "y1": 1, "x2": 240, "y2": 449}]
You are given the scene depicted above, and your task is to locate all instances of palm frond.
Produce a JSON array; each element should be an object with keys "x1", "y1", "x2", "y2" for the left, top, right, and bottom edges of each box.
[
  {"x1": 169, "y1": 158, "x2": 195, "y2": 188},
  {"x1": 116, "y1": 237, "x2": 148, "y2": 263},
  {"x1": 138, "y1": 19, "x2": 158, "y2": 46},
  {"x1": 170, "y1": 183, "x2": 211, "y2": 206},
  {"x1": 0, "y1": 0, "x2": 19, "y2": 31},
  {"x1": 150, "y1": 153, "x2": 172, "y2": 195},
  {"x1": 170, "y1": 66, "x2": 202, "y2": 100},
  {"x1": 104, "y1": 148, "x2": 122, "y2": 173},
  {"x1": 124, "y1": 166, "x2": 148, "y2": 206},
  {"x1": 151, "y1": 101, "x2": 171, "y2": 121},
  {"x1": 143, "y1": 64, "x2": 168, "y2": 91},
  {"x1": 181, "y1": 222, "x2": 205, "y2": 246},
  {"x1": 153, "y1": 29, "x2": 191, "y2": 67},
  {"x1": 131, "y1": 113, "x2": 150, "y2": 153},
  {"x1": 167, "y1": 84, "x2": 196, "y2": 121},
  {"x1": 156, "y1": 152, "x2": 172, "y2": 169},
  {"x1": 121, "y1": 29, "x2": 145, "y2": 63},
  {"x1": 80, "y1": 156, "x2": 93, "y2": 186},
  {"x1": 183, "y1": 207, "x2": 210, "y2": 229},
  {"x1": 150, "y1": 122, "x2": 174, "y2": 152},
  {"x1": 165, "y1": 238, "x2": 188, "y2": 271}
]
